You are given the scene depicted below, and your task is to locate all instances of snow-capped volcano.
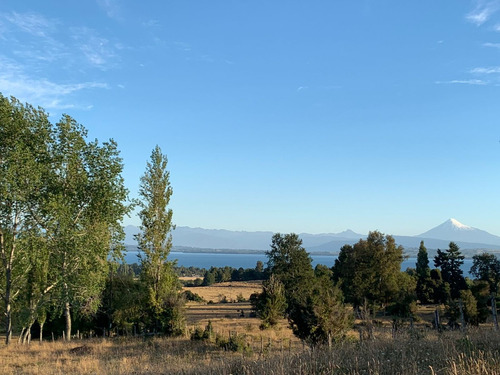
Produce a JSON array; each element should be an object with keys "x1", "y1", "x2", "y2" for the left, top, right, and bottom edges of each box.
[
  {"x1": 418, "y1": 218, "x2": 500, "y2": 246},
  {"x1": 448, "y1": 218, "x2": 472, "y2": 230}
]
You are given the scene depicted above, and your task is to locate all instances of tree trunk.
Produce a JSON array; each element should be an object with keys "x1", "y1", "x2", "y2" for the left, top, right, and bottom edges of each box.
[
  {"x1": 492, "y1": 294, "x2": 499, "y2": 331},
  {"x1": 18, "y1": 328, "x2": 25, "y2": 344},
  {"x1": 4, "y1": 241, "x2": 13, "y2": 345},
  {"x1": 22, "y1": 324, "x2": 32, "y2": 344},
  {"x1": 39, "y1": 321, "x2": 44, "y2": 343},
  {"x1": 434, "y1": 308, "x2": 440, "y2": 330},
  {"x1": 64, "y1": 301, "x2": 71, "y2": 341},
  {"x1": 458, "y1": 299, "x2": 466, "y2": 332},
  {"x1": 1, "y1": 223, "x2": 17, "y2": 346},
  {"x1": 5, "y1": 297, "x2": 12, "y2": 345}
]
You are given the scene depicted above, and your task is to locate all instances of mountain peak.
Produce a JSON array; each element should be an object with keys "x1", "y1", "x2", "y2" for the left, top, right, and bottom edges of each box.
[
  {"x1": 448, "y1": 218, "x2": 472, "y2": 230},
  {"x1": 418, "y1": 219, "x2": 500, "y2": 246}
]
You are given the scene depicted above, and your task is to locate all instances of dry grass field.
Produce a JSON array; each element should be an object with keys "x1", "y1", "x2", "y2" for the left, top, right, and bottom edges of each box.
[
  {"x1": 2, "y1": 327, "x2": 500, "y2": 374},
  {"x1": 183, "y1": 280, "x2": 263, "y2": 303},
  {"x1": 2, "y1": 282, "x2": 500, "y2": 374},
  {"x1": 183, "y1": 281, "x2": 298, "y2": 346}
]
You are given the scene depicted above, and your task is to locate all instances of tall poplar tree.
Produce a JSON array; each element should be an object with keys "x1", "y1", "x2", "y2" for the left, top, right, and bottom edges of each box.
[
  {"x1": 0, "y1": 96, "x2": 52, "y2": 344},
  {"x1": 136, "y1": 146, "x2": 183, "y2": 334},
  {"x1": 42, "y1": 116, "x2": 129, "y2": 341}
]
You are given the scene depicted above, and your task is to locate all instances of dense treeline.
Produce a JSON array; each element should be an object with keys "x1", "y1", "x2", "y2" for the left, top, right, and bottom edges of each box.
[
  {"x1": 252, "y1": 232, "x2": 500, "y2": 345},
  {"x1": 200, "y1": 262, "x2": 265, "y2": 286}
]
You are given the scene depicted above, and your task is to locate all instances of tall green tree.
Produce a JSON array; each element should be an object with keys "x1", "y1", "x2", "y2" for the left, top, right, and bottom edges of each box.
[
  {"x1": 470, "y1": 253, "x2": 500, "y2": 295},
  {"x1": 415, "y1": 241, "x2": 433, "y2": 304},
  {"x1": 434, "y1": 242, "x2": 466, "y2": 299},
  {"x1": 266, "y1": 233, "x2": 315, "y2": 299},
  {"x1": 470, "y1": 252, "x2": 500, "y2": 329},
  {"x1": 42, "y1": 116, "x2": 129, "y2": 341},
  {"x1": 332, "y1": 231, "x2": 404, "y2": 311},
  {"x1": 416, "y1": 241, "x2": 430, "y2": 280},
  {"x1": 0, "y1": 95, "x2": 52, "y2": 344},
  {"x1": 136, "y1": 146, "x2": 183, "y2": 334},
  {"x1": 265, "y1": 233, "x2": 351, "y2": 345}
]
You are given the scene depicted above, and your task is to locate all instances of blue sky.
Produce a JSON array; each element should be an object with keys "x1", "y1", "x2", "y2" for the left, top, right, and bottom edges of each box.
[{"x1": 1, "y1": 1, "x2": 500, "y2": 236}]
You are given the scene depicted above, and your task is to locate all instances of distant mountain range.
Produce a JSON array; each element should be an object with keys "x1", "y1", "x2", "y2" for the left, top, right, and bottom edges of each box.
[{"x1": 124, "y1": 218, "x2": 500, "y2": 256}]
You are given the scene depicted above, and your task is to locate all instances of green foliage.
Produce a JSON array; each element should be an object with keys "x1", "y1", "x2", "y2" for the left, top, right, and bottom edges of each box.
[
  {"x1": 157, "y1": 292, "x2": 185, "y2": 336},
  {"x1": 203, "y1": 271, "x2": 216, "y2": 286},
  {"x1": 265, "y1": 233, "x2": 352, "y2": 345},
  {"x1": 190, "y1": 320, "x2": 214, "y2": 341},
  {"x1": 98, "y1": 264, "x2": 147, "y2": 335},
  {"x1": 470, "y1": 252, "x2": 500, "y2": 295},
  {"x1": 0, "y1": 95, "x2": 130, "y2": 342},
  {"x1": 469, "y1": 280, "x2": 490, "y2": 325},
  {"x1": 202, "y1": 264, "x2": 265, "y2": 287},
  {"x1": 387, "y1": 272, "x2": 417, "y2": 318},
  {"x1": 266, "y1": 233, "x2": 315, "y2": 304},
  {"x1": 182, "y1": 290, "x2": 205, "y2": 302},
  {"x1": 445, "y1": 290, "x2": 480, "y2": 327},
  {"x1": 255, "y1": 274, "x2": 287, "y2": 329},
  {"x1": 416, "y1": 241, "x2": 431, "y2": 280},
  {"x1": 136, "y1": 146, "x2": 184, "y2": 335},
  {"x1": 216, "y1": 333, "x2": 252, "y2": 354},
  {"x1": 303, "y1": 276, "x2": 352, "y2": 346},
  {"x1": 434, "y1": 242, "x2": 467, "y2": 300},
  {"x1": 0, "y1": 95, "x2": 53, "y2": 343},
  {"x1": 175, "y1": 265, "x2": 205, "y2": 278},
  {"x1": 429, "y1": 268, "x2": 451, "y2": 304},
  {"x1": 332, "y1": 231, "x2": 404, "y2": 310},
  {"x1": 415, "y1": 241, "x2": 434, "y2": 304}
]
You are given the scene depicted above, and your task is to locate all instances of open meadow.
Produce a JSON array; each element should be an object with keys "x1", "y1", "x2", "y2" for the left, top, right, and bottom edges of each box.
[{"x1": 1, "y1": 282, "x2": 500, "y2": 374}]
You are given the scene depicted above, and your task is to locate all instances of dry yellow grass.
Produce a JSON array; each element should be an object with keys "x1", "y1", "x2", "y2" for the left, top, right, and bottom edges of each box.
[
  {"x1": 2, "y1": 328, "x2": 500, "y2": 374},
  {"x1": 179, "y1": 276, "x2": 202, "y2": 282},
  {"x1": 3, "y1": 283, "x2": 499, "y2": 374},
  {"x1": 183, "y1": 280, "x2": 262, "y2": 302},
  {"x1": 182, "y1": 281, "x2": 297, "y2": 345}
]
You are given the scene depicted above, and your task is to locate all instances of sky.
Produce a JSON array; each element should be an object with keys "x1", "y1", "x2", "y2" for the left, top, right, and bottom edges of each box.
[{"x1": 1, "y1": 1, "x2": 500, "y2": 236}]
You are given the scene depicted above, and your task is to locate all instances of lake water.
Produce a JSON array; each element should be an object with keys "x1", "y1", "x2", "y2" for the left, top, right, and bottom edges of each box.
[{"x1": 124, "y1": 251, "x2": 474, "y2": 276}]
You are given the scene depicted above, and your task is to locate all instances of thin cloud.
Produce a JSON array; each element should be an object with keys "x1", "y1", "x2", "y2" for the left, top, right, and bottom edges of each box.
[
  {"x1": 4, "y1": 11, "x2": 56, "y2": 37},
  {"x1": 471, "y1": 66, "x2": 500, "y2": 73},
  {"x1": 466, "y1": 1, "x2": 500, "y2": 26},
  {"x1": 435, "y1": 79, "x2": 487, "y2": 85},
  {"x1": 483, "y1": 42, "x2": 500, "y2": 48},
  {"x1": 143, "y1": 19, "x2": 160, "y2": 28},
  {"x1": 96, "y1": 0, "x2": 122, "y2": 20},
  {"x1": 71, "y1": 27, "x2": 118, "y2": 69},
  {"x1": 0, "y1": 57, "x2": 108, "y2": 109}
]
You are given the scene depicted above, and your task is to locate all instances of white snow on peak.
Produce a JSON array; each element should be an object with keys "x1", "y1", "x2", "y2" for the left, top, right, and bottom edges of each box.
[{"x1": 449, "y1": 218, "x2": 472, "y2": 230}]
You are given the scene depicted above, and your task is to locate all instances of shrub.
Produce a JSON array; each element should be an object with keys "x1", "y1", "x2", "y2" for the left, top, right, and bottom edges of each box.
[
  {"x1": 216, "y1": 333, "x2": 252, "y2": 354},
  {"x1": 190, "y1": 321, "x2": 214, "y2": 342},
  {"x1": 182, "y1": 290, "x2": 205, "y2": 302}
]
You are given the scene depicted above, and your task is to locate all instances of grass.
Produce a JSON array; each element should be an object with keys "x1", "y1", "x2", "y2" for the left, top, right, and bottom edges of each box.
[
  {"x1": 183, "y1": 280, "x2": 263, "y2": 303},
  {"x1": 3, "y1": 283, "x2": 500, "y2": 374},
  {"x1": 2, "y1": 328, "x2": 500, "y2": 374}
]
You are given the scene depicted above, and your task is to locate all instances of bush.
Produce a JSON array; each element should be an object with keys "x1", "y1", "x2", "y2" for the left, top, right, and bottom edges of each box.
[
  {"x1": 182, "y1": 290, "x2": 205, "y2": 302},
  {"x1": 190, "y1": 321, "x2": 214, "y2": 341},
  {"x1": 216, "y1": 333, "x2": 252, "y2": 354}
]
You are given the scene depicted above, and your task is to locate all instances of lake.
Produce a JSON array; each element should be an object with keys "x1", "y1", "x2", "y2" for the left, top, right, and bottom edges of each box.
[{"x1": 124, "y1": 251, "x2": 474, "y2": 276}]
